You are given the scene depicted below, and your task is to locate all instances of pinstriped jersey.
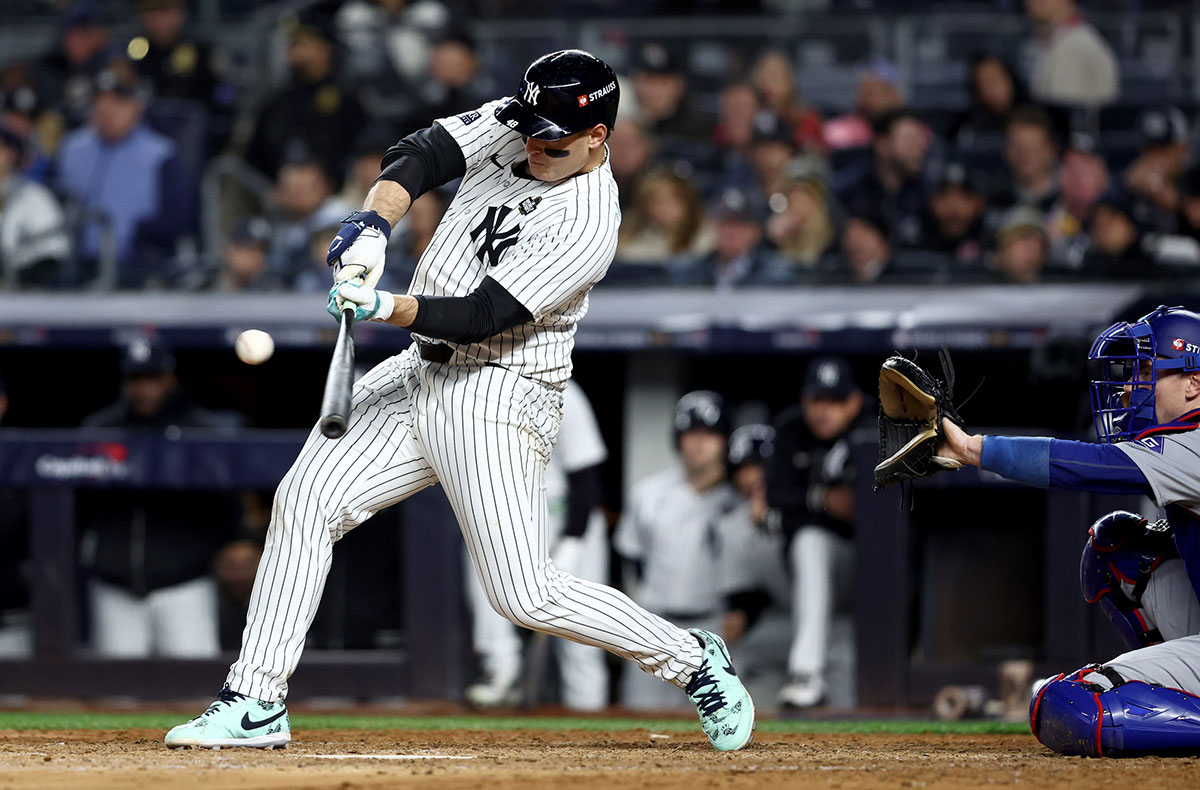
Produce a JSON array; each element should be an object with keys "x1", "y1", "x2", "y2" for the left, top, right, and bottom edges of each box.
[{"x1": 407, "y1": 98, "x2": 621, "y2": 387}]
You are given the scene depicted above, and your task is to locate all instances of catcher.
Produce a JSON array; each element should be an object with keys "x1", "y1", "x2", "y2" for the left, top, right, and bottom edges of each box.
[{"x1": 876, "y1": 305, "x2": 1200, "y2": 757}]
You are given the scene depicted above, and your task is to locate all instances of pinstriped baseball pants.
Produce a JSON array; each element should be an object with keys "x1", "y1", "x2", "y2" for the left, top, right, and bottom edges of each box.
[{"x1": 226, "y1": 347, "x2": 704, "y2": 701}]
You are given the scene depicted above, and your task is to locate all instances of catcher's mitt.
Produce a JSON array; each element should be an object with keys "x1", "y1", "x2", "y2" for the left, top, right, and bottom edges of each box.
[{"x1": 874, "y1": 352, "x2": 965, "y2": 490}]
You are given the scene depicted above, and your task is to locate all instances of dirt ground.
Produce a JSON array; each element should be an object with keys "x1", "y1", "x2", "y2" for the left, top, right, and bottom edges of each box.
[{"x1": 2, "y1": 728, "x2": 1200, "y2": 790}]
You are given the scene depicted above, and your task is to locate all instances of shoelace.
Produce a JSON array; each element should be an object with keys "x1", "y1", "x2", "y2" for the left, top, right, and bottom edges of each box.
[
  {"x1": 684, "y1": 664, "x2": 727, "y2": 718},
  {"x1": 202, "y1": 688, "x2": 246, "y2": 718}
]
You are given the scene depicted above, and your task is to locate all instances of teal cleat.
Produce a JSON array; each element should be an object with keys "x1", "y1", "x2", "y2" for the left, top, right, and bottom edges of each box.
[
  {"x1": 164, "y1": 687, "x2": 290, "y2": 749},
  {"x1": 685, "y1": 629, "x2": 756, "y2": 751}
]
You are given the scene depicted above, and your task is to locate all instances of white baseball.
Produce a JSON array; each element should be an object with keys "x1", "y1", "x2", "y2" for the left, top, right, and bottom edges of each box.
[{"x1": 235, "y1": 329, "x2": 275, "y2": 365}]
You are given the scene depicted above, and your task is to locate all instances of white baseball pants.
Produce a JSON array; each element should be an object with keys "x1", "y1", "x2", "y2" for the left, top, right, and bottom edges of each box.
[{"x1": 227, "y1": 349, "x2": 702, "y2": 701}]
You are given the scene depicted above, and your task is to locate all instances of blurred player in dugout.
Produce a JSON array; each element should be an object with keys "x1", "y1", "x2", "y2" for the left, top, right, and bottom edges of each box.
[
  {"x1": 615, "y1": 391, "x2": 741, "y2": 710},
  {"x1": 77, "y1": 338, "x2": 244, "y2": 657},
  {"x1": 767, "y1": 356, "x2": 873, "y2": 708},
  {"x1": 462, "y1": 381, "x2": 611, "y2": 711}
]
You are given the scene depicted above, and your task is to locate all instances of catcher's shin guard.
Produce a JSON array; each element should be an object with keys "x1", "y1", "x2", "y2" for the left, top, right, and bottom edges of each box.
[
  {"x1": 1080, "y1": 511, "x2": 1176, "y2": 650},
  {"x1": 1031, "y1": 668, "x2": 1200, "y2": 756}
]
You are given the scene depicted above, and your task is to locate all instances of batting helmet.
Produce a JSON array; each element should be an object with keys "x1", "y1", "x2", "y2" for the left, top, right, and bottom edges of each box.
[
  {"x1": 494, "y1": 49, "x2": 619, "y2": 141},
  {"x1": 1089, "y1": 304, "x2": 1200, "y2": 443},
  {"x1": 674, "y1": 390, "x2": 730, "y2": 441},
  {"x1": 728, "y1": 424, "x2": 775, "y2": 470}
]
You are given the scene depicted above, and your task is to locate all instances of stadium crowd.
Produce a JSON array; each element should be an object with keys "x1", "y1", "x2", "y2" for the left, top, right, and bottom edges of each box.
[{"x1": 2, "y1": 0, "x2": 1199, "y2": 290}]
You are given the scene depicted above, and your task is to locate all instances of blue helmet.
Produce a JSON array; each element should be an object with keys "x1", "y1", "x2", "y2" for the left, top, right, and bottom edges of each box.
[{"x1": 1089, "y1": 305, "x2": 1200, "y2": 443}]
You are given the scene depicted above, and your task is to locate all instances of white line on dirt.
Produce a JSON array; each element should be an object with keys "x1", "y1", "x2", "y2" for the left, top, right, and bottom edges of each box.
[{"x1": 303, "y1": 754, "x2": 476, "y2": 760}]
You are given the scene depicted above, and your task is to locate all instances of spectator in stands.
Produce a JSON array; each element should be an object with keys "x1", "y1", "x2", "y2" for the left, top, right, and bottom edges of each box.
[
  {"x1": 631, "y1": 42, "x2": 713, "y2": 145},
  {"x1": 1175, "y1": 165, "x2": 1200, "y2": 244},
  {"x1": 951, "y1": 54, "x2": 1028, "y2": 147},
  {"x1": 717, "y1": 424, "x2": 792, "y2": 707},
  {"x1": 748, "y1": 111, "x2": 801, "y2": 207},
  {"x1": 839, "y1": 109, "x2": 931, "y2": 247},
  {"x1": 766, "y1": 176, "x2": 835, "y2": 271},
  {"x1": 615, "y1": 390, "x2": 739, "y2": 710},
  {"x1": 618, "y1": 168, "x2": 715, "y2": 264},
  {"x1": 57, "y1": 60, "x2": 188, "y2": 288},
  {"x1": 34, "y1": 2, "x2": 113, "y2": 131},
  {"x1": 823, "y1": 58, "x2": 903, "y2": 150},
  {"x1": 386, "y1": 190, "x2": 447, "y2": 291},
  {"x1": 769, "y1": 357, "x2": 870, "y2": 709},
  {"x1": 989, "y1": 206, "x2": 1051, "y2": 283},
  {"x1": 922, "y1": 161, "x2": 986, "y2": 269},
  {"x1": 400, "y1": 33, "x2": 492, "y2": 137},
  {"x1": 0, "y1": 71, "x2": 54, "y2": 182},
  {"x1": 0, "y1": 371, "x2": 31, "y2": 658},
  {"x1": 210, "y1": 217, "x2": 279, "y2": 292},
  {"x1": 335, "y1": 0, "x2": 449, "y2": 120},
  {"x1": 1046, "y1": 132, "x2": 1109, "y2": 269},
  {"x1": 78, "y1": 337, "x2": 242, "y2": 658},
  {"x1": 1026, "y1": 0, "x2": 1119, "y2": 107},
  {"x1": 244, "y1": 7, "x2": 366, "y2": 181},
  {"x1": 1083, "y1": 189, "x2": 1155, "y2": 278},
  {"x1": 1124, "y1": 107, "x2": 1191, "y2": 231},
  {"x1": 338, "y1": 132, "x2": 390, "y2": 209},
  {"x1": 127, "y1": 0, "x2": 224, "y2": 108},
  {"x1": 712, "y1": 82, "x2": 760, "y2": 189},
  {"x1": 673, "y1": 190, "x2": 787, "y2": 287},
  {"x1": 215, "y1": 539, "x2": 263, "y2": 651},
  {"x1": 750, "y1": 51, "x2": 823, "y2": 154},
  {"x1": 608, "y1": 120, "x2": 657, "y2": 211},
  {"x1": 0, "y1": 124, "x2": 71, "y2": 287},
  {"x1": 989, "y1": 105, "x2": 1061, "y2": 220},
  {"x1": 837, "y1": 207, "x2": 895, "y2": 285},
  {"x1": 296, "y1": 221, "x2": 344, "y2": 293},
  {"x1": 269, "y1": 157, "x2": 354, "y2": 284}
]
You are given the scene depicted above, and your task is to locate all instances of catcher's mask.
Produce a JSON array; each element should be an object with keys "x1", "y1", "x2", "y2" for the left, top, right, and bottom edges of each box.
[{"x1": 1089, "y1": 305, "x2": 1200, "y2": 443}]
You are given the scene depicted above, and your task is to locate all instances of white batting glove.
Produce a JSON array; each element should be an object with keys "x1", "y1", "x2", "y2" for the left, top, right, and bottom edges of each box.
[
  {"x1": 327, "y1": 281, "x2": 395, "y2": 322},
  {"x1": 550, "y1": 536, "x2": 583, "y2": 576},
  {"x1": 327, "y1": 210, "x2": 390, "y2": 289}
]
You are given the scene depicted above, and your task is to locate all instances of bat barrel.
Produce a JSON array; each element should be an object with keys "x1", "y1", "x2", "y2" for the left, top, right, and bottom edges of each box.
[{"x1": 319, "y1": 308, "x2": 356, "y2": 439}]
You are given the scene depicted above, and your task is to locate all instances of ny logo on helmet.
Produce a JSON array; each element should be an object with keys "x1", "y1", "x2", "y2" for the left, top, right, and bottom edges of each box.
[{"x1": 523, "y1": 82, "x2": 541, "y2": 105}]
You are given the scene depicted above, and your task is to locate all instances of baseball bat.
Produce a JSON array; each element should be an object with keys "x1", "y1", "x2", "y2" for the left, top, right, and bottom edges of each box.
[{"x1": 319, "y1": 307, "x2": 356, "y2": 439}]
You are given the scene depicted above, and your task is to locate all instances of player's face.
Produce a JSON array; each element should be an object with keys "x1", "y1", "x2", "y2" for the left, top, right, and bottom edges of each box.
[
  {"x1": 524, "y1": 125, "x2": 607, "y2": 181},
  {"x1": 802, "y1": 392, "x2": 863, "y2": 441},
  {"x1": 678, "y1": 430, "x2": 726, "y2": 475}
]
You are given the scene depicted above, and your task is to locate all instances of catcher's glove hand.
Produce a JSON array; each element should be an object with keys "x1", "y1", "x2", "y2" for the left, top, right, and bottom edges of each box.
[{"x1": 874, "y1": 352, "x2": 965, "y2": 490}]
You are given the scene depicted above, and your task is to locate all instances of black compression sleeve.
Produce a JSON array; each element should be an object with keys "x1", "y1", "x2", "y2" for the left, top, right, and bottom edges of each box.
[
  {"x1": 563, "y1": 464, "x2": 602, "y2": 539},
  {"x1": 408, "y1": 276, "x2": 533, "y2": 344},
  {"x1": 376, "y1": 124, "x2": 466, "y2": 199}
]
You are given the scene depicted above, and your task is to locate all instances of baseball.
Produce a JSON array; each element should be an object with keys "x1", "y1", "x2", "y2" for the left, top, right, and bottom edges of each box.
[{"x1": 235, "y1": 329, "x2": 275, "y2": 365}]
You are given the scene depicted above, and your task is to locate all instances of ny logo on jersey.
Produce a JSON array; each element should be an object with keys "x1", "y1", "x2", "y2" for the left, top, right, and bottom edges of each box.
[
  {"x1": 470, "y1": 205, "x2": 521, "y2": 267},
  {"x1": 524, "y1": 82, "x2": 541, "y2": 105}
]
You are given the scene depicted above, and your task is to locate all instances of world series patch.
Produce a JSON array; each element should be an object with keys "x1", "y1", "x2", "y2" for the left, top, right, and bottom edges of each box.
[
  {"x1": 518, "y1": 196, "x2": 541, "y2": 215},
  {"x1": 458, "y1": 111, "x2": 481, "y2": 125}
]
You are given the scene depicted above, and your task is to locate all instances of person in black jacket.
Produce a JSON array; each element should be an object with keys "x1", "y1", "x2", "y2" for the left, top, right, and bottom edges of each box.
[
  {"x1": 767, "y1": 356, "x2": 873, "y2": 709},
  {"x1": 78, "y1": 338, "x2": 243, "y2": 657}
]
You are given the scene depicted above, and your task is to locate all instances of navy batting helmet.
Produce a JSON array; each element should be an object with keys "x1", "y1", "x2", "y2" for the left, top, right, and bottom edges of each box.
[
  {"x1": 495, "y1": 49, "x2": 619, "y2": 141},
  {"x1": 728, "y1": 424, "x2": 775, "y2": 469},
  {"x1": 674, "y1": 390, "x2": 730, "y2": 441},
  {"x1": 1090, "y1": 304, "x2": 1200, "y2": 443}
]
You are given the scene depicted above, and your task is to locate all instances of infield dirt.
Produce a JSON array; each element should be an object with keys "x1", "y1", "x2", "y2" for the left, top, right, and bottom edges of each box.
[{"x1": 2, "y1": 728, "x2": 1200, "y2": 789}]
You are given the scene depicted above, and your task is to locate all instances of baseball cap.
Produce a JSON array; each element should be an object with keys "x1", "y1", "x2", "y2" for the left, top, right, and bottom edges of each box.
[
  {"x1": 712, "y1": 188, "x2": 762, "y2": 224},
  {"x1": 803, "y1": 356, "x2": 858, "y2": 400},
  {"x1": 933, "y1": 161, "x2": 983, "y2": 194},
  {"x1": 0, "y1": 85, "x2": 39, "y2": 118},
  {"x1": 635, "y1": 42, "x2": 683, "y2": 75},
  {"x1": 94, "y1": 61, "x2": 145, "y2": 100},
  {"x1": 1141, "y1": 106, "x2": 1188, "y2": 148},
  {"x1": 228, "y1": 217, "x2": 272, "y2": 249},
  {"x1": 121, "y1": 337, "x2": 175, "y2": 376},
  {"x1": 996, "y1": 206, "x2": 1046, "y2": 244},
  {"x1": 61, "y1": 1, "x2": 104, "y2": 30}
]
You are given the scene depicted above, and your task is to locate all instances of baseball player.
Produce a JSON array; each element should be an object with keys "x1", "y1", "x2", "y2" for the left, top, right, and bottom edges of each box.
[
  {"x1": 932, "y1": 305, "x2": 1200, "y2": 756},
  {"x1": 165, "y1": 49, "x2": 754, "y2": 751},
  {"x1": 463, "y1": 380, "x2": 611, "y2": 711},
  {"x1": 615, "y1": 391, "x2": 742, "y2": 710}
]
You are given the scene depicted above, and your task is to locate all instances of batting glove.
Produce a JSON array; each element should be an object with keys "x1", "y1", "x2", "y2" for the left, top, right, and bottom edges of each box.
[
  {"x1": 327, "y1": 210, "x2": 390, "y2": 288},
  {"x1": 327, "y1": 282, "x2": 395, "y2": 323}
]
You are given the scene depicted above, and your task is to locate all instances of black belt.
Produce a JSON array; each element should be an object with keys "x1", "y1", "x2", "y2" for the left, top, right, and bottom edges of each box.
[{"x1": 416, "y1": 342, "x2": 453, "y2": 363}]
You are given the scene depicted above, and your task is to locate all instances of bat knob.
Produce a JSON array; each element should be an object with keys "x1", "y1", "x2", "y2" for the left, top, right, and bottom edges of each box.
[{"x1": 320, "y1": 415, "x2": 348, "y2": 439}]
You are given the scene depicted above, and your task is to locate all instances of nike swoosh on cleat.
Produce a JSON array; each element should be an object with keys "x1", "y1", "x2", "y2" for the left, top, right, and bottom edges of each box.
[
  {"x1": 241, "y1": 710, "x2": 287, "y2": 730},
  {"x1": 723, "y1": 665, "x2": 738, "y2": 677}
]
